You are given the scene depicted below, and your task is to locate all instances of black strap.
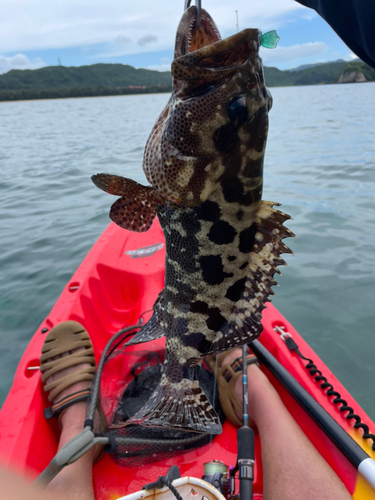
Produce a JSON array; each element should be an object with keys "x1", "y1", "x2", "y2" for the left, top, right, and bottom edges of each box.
[
  {"x1": 44, "y1": 389, "x2": 90, "y2": 420},
  {"x1": 143, "y1": 476, "x2": 183, "y2": 500}
]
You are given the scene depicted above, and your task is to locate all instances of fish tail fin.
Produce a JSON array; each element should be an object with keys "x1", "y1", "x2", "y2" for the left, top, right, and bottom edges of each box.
[
  {"x1": 91, "y1": 173, "x2": 162, "y2": 232},
  {"x1": 122, "y1": 374, "x2": 222, "y2": 434}
]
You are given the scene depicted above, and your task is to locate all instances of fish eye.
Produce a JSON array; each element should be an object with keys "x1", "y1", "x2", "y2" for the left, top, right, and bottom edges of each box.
[{"x1": 228, "y1": 95, "x2": 248, "y2": 127}]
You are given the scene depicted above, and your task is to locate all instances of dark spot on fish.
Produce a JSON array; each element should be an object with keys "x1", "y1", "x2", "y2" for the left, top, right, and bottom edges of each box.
[
  {"x1": 199, "y1": 255, "x2": 233, "y2": 285},
  {"x1": 236, "y1": 210, "x2": 244, "y2": 220},
  {"x1": 240, "y1": 192, "x2": 252, "y2": 206},
  {"x1": 208, "y1": 220, "x2": 236, "y2": 245},
  {"x1": 206, "y1": 311, "x2": 226, "y2": 332},
  {"x1": 212, "y1": 123, "x2": 238, "y2": 155},
  {"x1": 221, "y1": 176, "x2": 244, "y2": 204},
  {"x1": 253, "y1": 109, "x2": 268, "y2": 152},
  {"x1": 239, "y1": 262, "x2": 247, "y2": 270},
  {"x1": 243, "y1": 158, "x2": 263, "y2": 179},
  {"x1": 227, "y1": 255, "x2": 237, "y2": 261},
  {"x1": 182, "y1": 331, "x2": 209, "y2": 352},
  {"x1": 239, "y1": 224, "x2": 257, "y2": 253},
  {"x1": 241, "y1": 186, "x2": 262, "y2": 206},
  {"x1": 191, "y1": 386, "x2": 203, "y2": 396},
  {"x1": 178, "y1": 212, "x2": 201, "y2": 236},
  {"x1": 225, "y1": 277, "x2": 247, "y2": 302},
  {"x1": 196, "y1": 200, "x2": 221, "y2": 222},
  {"x1": 190, "y1": 300, "x2": 209, "y2": 315},
  {"x1": 190, "y1": 300, "x2": 227, "y2": 332}
]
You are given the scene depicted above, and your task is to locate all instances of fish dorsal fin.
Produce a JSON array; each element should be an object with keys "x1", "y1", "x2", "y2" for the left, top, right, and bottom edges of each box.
[
  {"x1": 92, "y1": 173, "x2": 162, "y2": 233},
  {"x1": 126, "y1": 291, "x2": 166, "y2": 346},
  {"x1": 212, "y1": 201, "x2": 294, "y2": 352}
]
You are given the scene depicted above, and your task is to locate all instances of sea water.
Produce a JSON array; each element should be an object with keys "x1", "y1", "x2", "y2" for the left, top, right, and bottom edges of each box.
[{"x1": 0, "y1": 84, "x2": 374, "y2": 422}]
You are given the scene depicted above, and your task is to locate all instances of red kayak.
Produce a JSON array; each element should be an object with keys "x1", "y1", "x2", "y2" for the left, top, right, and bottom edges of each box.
[{"x1": 0, "y1": 219, "x2": 374, "y2": 499}]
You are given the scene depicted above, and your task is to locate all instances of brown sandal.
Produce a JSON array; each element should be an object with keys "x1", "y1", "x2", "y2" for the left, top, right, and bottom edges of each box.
[
  {"x1": 40, "y1": 321, "x2": 96, "y2": 421},
  {"x1": 40, "y1": 321, "x2": 109, "y2": 462},
  {"x1": 206, "y1": 350, "x2": 258, "y2": 428}
]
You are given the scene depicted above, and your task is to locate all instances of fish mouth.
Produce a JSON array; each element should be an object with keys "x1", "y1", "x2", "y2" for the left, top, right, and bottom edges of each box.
[
  {"x1": 172, "y1": 8, "x2": 261, "y2": 87},
  {"x1": 174, "y1": 6, "x2": 221, "y2": 58}
]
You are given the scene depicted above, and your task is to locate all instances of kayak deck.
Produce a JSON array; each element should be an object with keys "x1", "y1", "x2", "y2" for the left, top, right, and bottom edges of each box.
[{"x1": 0, "y1": 220, "x2": 374, "y2": 499}]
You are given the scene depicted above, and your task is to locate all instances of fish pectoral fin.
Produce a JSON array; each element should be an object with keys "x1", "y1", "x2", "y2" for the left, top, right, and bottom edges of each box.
[
  {"x1": 122, "y1": 376, "x2": 222, "y2": 434},
  {"x1": 212, "y1": 201, "x2": 294, "y2": 352},
  {"x1": 126, "y1": 291, "x2": 166, "y2": 346},
  {"x1": 92, "y1": 173, "x2": 162, "y2": 233}
]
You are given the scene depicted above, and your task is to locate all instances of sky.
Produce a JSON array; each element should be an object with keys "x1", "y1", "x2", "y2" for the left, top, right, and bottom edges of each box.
[{"x1": 0, "y1": 0, "x2": 358, "y2": 75}]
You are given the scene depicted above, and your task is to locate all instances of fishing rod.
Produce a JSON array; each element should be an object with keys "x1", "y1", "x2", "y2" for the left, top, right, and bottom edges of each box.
[
  {"x1": 230, "y1": 344, "x2": 255, "y2": 499},
  {"x1": 249, "y1": 339, "x2": 375, "y2": 491}
]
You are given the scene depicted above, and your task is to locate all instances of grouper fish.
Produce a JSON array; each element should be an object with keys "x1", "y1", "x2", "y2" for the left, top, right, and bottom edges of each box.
[{"x1": 92, "y1": 5, "x2": 294, "y2": 434}]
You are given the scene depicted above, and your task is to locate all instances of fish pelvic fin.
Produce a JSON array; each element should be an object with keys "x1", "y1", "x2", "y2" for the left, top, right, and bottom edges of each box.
[
  {"x1": 126, "y1": 291, "x2": 166, "y2": 346},
  {"x1": 212, "y1": 201, "x2": 294, "y2": 352},
  {"x1": 91, "y1": 173, "x2": 162, "y2": 232},
  {"x1": 118, "y1": 374, "x2": 222, "y2": 434}
]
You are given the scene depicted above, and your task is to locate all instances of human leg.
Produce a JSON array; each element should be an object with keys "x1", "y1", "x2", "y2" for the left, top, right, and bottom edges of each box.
[
  {"x1": 220, "y1": 349, "x2": 352, "y2": 500},
  {"x1": 39, "y1": 321, "x2": 99, "y2": 500},
  {"x1": 0, "y1": 401, "x2": 94, "y2": 500},
  {"x1": 0, "y1": 322, "x2": 97, "y2": 500}
]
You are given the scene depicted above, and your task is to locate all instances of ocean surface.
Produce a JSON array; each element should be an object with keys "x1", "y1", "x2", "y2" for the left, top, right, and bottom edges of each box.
[{"x1": 0, "y1": 83, "x2": 374, "y2": 423}]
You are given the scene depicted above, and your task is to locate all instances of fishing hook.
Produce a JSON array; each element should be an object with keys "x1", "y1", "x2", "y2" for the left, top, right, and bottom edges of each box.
[{"x1": 184, "y1": 0, "x2": 202, "y2": 28}]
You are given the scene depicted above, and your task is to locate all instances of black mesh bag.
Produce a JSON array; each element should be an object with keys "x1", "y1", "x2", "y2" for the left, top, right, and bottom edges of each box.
[{"x1": 94, "y1": 328, "x2": 225, "y2": 468}]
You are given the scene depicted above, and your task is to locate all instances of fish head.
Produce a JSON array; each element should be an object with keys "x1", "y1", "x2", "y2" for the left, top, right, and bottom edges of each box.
[{"x1": 143, "y1": 6, "x2": 272, "y2": 207}]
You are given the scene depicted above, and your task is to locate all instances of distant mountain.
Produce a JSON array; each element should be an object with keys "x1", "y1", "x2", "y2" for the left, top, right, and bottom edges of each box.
[
  {"x1": 0, "y1": 59, "x2": 373, "y2": 102},
  {"x1": 0, "y1": 63, "x2": 172, "y2": 90},
  {"x1": 0, "y1": 63, "x2": 172, "y2": 101},
  {"x1": 264, "y1": 61, "x2": 348, "y2": 86},
  {"x1": 288, "y1": 59, "x2": 347, "y2": 72}
]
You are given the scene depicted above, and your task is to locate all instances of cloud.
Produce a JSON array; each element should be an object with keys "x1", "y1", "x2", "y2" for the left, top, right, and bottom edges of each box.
[
  {"x1": 344, "y1": 51, "x2": 359, "y2": 61},
  {"x1": 260, "y1": 42, "x2": 327, "y2": 65},
  {"x1": 116, "y1": 35, "x2": 131, "y2": 44},
  {"x1": 137, "y1": 35, "x2": 158, "y2": 47},
  {"x1": 0, "y1": 0, "x2": 308, "y2": 54},
  {"x1": 145, "y1": 57, "x2": 171, "y2": 72},
  {"x1": 0, "y1": 53, "x2": 46, "y2": 74}
]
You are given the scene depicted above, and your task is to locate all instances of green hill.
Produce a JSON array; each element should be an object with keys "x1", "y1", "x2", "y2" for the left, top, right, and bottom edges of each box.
[
  {"x1": 336, "y1": 61, "x2": 375, "y2": 83},
  {"x1": 0, "y1": 60, "x2": 373, "y2": 102},
  {"x1": 0, "y1": 63, "x2": 172, "y2": 101},
  {"x1": 264, "y1": 61, "x2": 348, "y2": 87},
  {"x1": 0, "y1": 63, "x2": 172, "y2": 90}
]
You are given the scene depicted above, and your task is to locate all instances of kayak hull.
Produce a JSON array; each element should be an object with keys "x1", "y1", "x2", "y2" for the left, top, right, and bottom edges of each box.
[{"x1": 1, "y1": 220, "x2": 374, "y2": 499}]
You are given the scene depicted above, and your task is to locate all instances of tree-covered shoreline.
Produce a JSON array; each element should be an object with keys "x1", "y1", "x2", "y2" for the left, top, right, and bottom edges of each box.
[{"x1": 0, "y1": 60, "x2": 373, "y2": 102}]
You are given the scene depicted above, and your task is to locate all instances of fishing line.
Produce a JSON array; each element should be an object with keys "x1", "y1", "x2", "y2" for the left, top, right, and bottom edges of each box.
[{"x1": 209, "y1": 353, "x2": 219, "y2": 458}]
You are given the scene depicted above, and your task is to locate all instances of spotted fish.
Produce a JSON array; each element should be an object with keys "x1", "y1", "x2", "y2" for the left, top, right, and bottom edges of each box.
[{"x1": 92, "y1": 6, "x2": 294, "y2": 434}]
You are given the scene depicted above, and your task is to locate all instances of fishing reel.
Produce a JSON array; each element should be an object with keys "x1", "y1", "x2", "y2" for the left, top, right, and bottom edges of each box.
[{"x1": 202, "y1": 460, "x2": 229, "y2": 498}]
